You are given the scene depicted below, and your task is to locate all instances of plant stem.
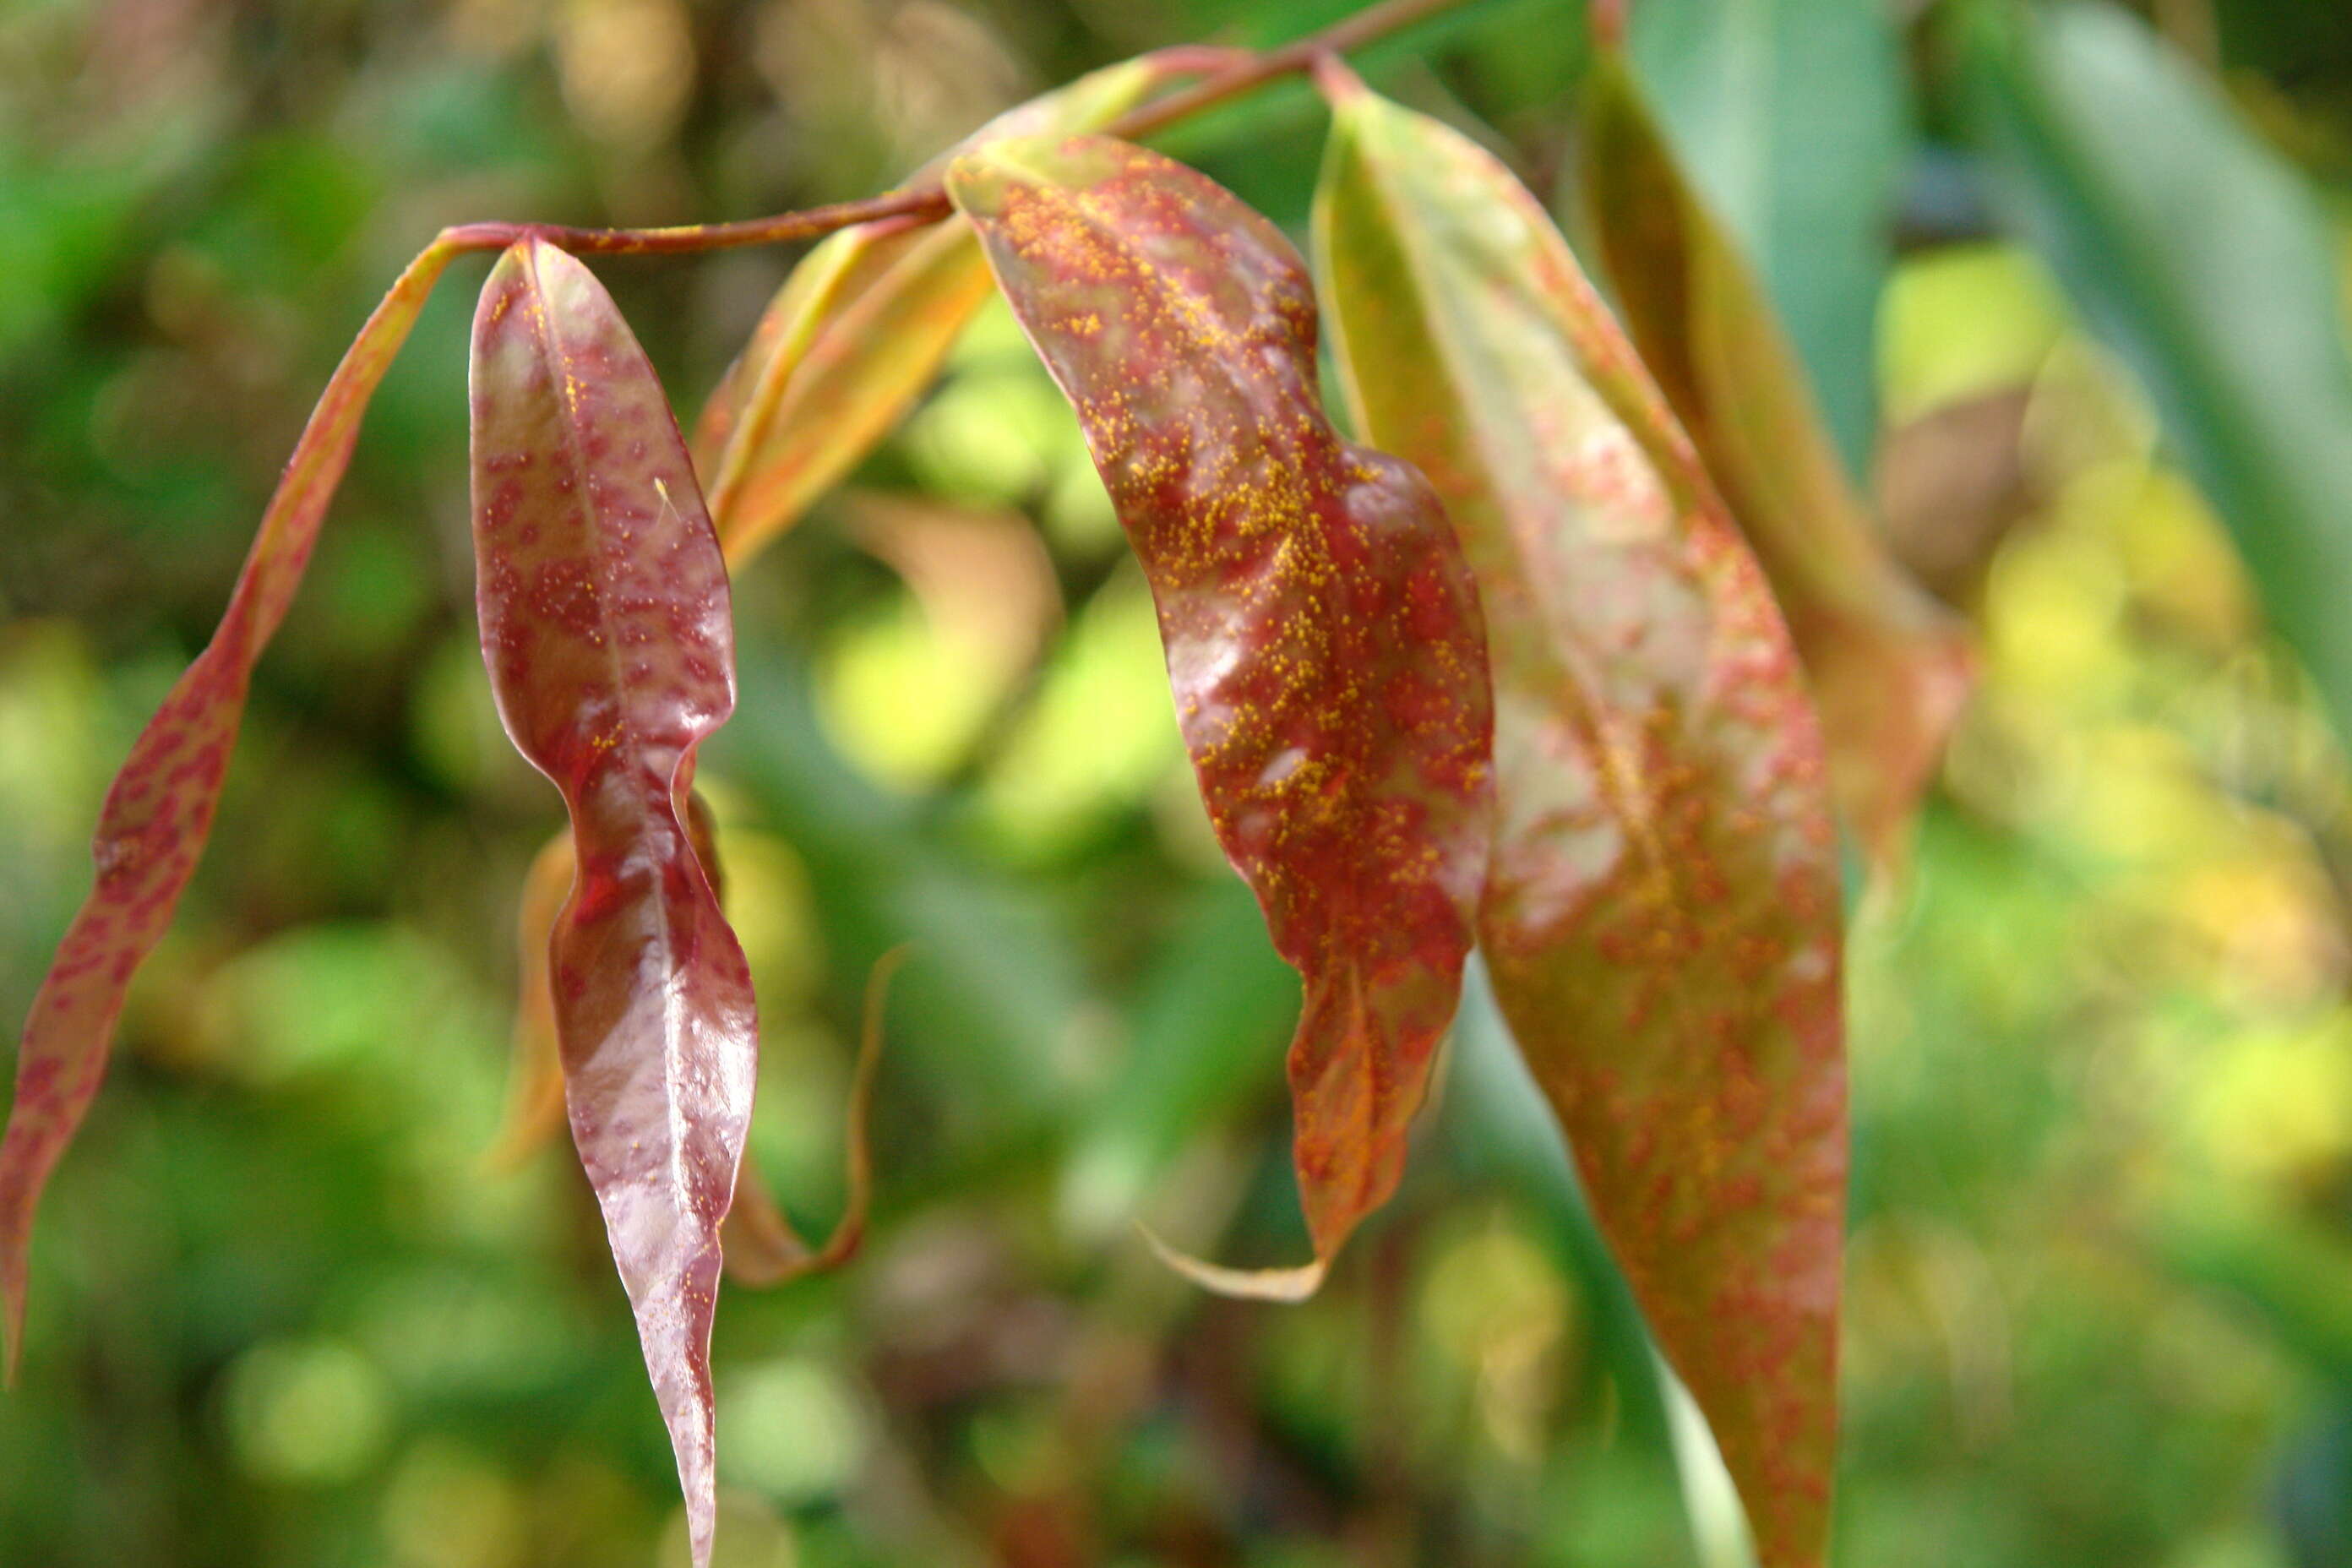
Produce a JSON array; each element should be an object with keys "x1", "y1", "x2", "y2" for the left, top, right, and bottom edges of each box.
[
  {"x1": 438, "y1": 189, "x2": 950, "y2": 259},
  {"x1": 1112, "y1": 0, "x2": 1468, "y2": 142},
  {"x1": 435, "y1": 0, "x2": 1477, "y2": 259}
]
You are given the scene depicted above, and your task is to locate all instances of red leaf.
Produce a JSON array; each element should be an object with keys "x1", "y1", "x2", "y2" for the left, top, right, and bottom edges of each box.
[
  {"x1": 945, "y1": 136, "x2": 1494, "y2": 1295},
  {"x1": 0, "y1": 238, "x2": 460, "y2": 1380},
  {"x1": 469, "y1": 238, "x2": 754, "y2": 1568},
  {"x1": 1317, "y1": 82, "x2": 1844, "y2": 1566}
]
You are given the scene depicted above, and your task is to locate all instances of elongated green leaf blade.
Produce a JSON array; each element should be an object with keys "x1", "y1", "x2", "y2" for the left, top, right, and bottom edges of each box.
[
  {"x1": 1625, "y1": 0, "x2": 1906, "y2": 475},
  {"x1": 694, "y1": 57, "x2": 1181, "y2": 564},
  {"x1": 1960, "y1": 0, "x2": 2352, "y2": 741},
  {"x1": 1317, "y1": 83, "x2": 1843, "y2": 1567},
  {"x1": 470, "y1": 238, "x2": 754, "y2": 1568},
  {"x1": 0, "y1": 238, "x2": 458, "y2": 1378},
  {"x1": 1582, "y1": 57, "x2": 1974, "y2": 865},
  {"x1": 946, "y1": 134, "x2": 1494, "y2": 1295}
]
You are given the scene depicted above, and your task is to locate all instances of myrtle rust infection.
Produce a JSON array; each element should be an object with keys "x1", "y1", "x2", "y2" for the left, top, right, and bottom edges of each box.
[
  {"x1": 1582, "y1": 58, "x2": 1972, "y2": 870},
  {"x1": 0, "y1": 237, "x2": 461, "y2": 1379},
  {"x1": 470, "y1": 238, "x2": 754, "y2": 1568},
  {"x1": 1317, "y1": 90, "x2": 1843, "y2": 1568},
  {"x1": 947, "y1": 136, "x2": 1495, "y2": 1277}
]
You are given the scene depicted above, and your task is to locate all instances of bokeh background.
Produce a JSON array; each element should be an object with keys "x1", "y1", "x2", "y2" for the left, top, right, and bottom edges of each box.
[{"x1": 6, "y1": 0, "x2": 2352, "y2": 1564}]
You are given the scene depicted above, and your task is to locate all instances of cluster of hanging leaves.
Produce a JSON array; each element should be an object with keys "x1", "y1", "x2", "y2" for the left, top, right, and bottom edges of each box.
[{"x1": 1, "y1": 21, "x2": 1976, "y2": 1568}]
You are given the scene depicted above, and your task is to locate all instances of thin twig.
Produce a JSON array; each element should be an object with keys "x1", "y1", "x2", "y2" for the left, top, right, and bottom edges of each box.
[
  {"x1": 433, "y1": 0, "x2": 1478, "y2": 259},
  {"x1": 1112, "y1": 0, "x2": 1468, "y2": 142}
]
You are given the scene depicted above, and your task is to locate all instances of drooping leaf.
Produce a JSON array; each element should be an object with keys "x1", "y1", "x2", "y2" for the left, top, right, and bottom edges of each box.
[
  {"x1": 498, "y1": 820, "x2": 889, "y2": 1293},
  {"x1": 0, "y1": 237, "x2": 460, "y2": 1379},
  {"x1": 1958, "y1": 0, "x2": 2352, "y2": 743},
  {"x1": 469, "y1": 237, "x2": 754, "y2": 1568},
  {"x1": 498, "y1": 798, "x2": 889, "y2": 1290},
  {"x1": 1624, "y1": 0, "x2": 1907, "y2": 476},
  {"x1": 692, "y1": 56, "x2": 1184, "y2": 564},
  {"x1": 945, "y1": 134, "x2": 1494, "y2": 1297},
  {"x1": 1316, "y1": 81, "x2": 1843, "y2": 1567},
  {"x1": 1580, "y1": 54, "x2": 1973, "y2": 866}
]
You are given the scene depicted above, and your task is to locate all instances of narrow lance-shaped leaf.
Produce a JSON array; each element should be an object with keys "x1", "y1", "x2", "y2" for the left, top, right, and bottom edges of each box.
[
  {"x1": 1, "y1": 237, "x2": 460, "y2": 1378},
  {"x1": 482, "y1": 52, "x2": 1189, "y2": 1180},
  {"x1": 469, "y1": 238, "x2": 754, "y2": 1568},
  {"x1": 1316, "y1": 80, "x2": 1843, "y2": 1567},
  {"x1": 1622, "y1": 0, "x2": 1907, "y2": 476},
  {"x1": 489, "y1": 790, "x2": 729, "y2": 1172},
  {"x1": 495, "y1": 790, "x2": 890, "y2": 1287},
  {"x1": 1581, "y1": 54, "x2": 1973, "y2": 867},
  {"x1": 694, "y1": 54, "x2": 1184, "y2": 564},
  {"x1": 946, "y1": 135, "x2": 1494, "y2": 1297},
  {"x1": 484, "y1": 55, "x2": 1176, "y2": 1175},
  {"x1": 480, "y1": 56, "x2": 1180, "y2": 1178}
]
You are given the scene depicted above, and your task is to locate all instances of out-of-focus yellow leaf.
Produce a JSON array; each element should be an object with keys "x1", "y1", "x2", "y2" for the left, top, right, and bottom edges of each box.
[
  {"x1": 720, "y1": 948, "x2": 900, "y2": 1288},
  {"x1": 485, "y1": 829, "x2": 574, "y2": 1169},
  {"x1": 694, "y1": 55, "x2": 1181, "y2": 565}
]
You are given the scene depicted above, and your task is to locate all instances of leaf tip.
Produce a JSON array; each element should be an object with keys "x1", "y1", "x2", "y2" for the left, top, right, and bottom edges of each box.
[
  {"x1": 2, "y1": 1131, "x2": 36, "y2": 1388},
  {"x1": 1135, "y1": 1221, "x2": 1327, "y2": 1304}
]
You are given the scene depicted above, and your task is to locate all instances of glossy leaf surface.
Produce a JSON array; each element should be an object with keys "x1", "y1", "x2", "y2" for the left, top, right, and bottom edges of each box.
[
  {"x1": 1960, "y1": 1, "x2": 2352, "y2": 743},
  {"x1": 470, "y1": 238, "x2": 753, "y2": 1568},
  {"x1": 1582, "y1": 56, "x2": 1973, "y2": 865},
  {"x1": 0, "y1": 238, "x2": 459, "y2": 1378},
  {"x1": 492, "y1": 796, "x2": 734, "y2": 1170},
  {"x1": 498, "y1": 797, "x2": 886, "y2": 1292},
  {"x1": 1317, "y1": 84, "x2": 1843, "y2": 1565},
  {"x1": 947, "y1": 134, "x2": 1494, "y2": 1295},
  {"x1": 693, "y1": 57, "x2": 1176, "y2": 562}
]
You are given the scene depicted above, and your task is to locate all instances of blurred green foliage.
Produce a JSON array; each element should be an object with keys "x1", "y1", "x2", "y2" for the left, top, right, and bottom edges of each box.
[{"x1": 5, "y1": 0, "x2": 2352, "y2": 1565}]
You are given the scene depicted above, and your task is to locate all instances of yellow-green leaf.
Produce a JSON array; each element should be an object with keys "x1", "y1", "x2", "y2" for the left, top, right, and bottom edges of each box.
[
  {"x1": 1959, "y1": 1, "x2": 2352, "y2": 746},
  {"x1": 694, "y1": 55, "x2": 1182, "y2": 565}
]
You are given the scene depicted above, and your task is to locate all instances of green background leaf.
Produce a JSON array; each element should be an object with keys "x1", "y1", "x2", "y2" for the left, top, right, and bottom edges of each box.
[
  {"x1": 1960, "y1": 0, "x2": 2352, "y2": 737},
  {"x1": 1627, "y1": 0, "x2": 1908, "y2": 475}
]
